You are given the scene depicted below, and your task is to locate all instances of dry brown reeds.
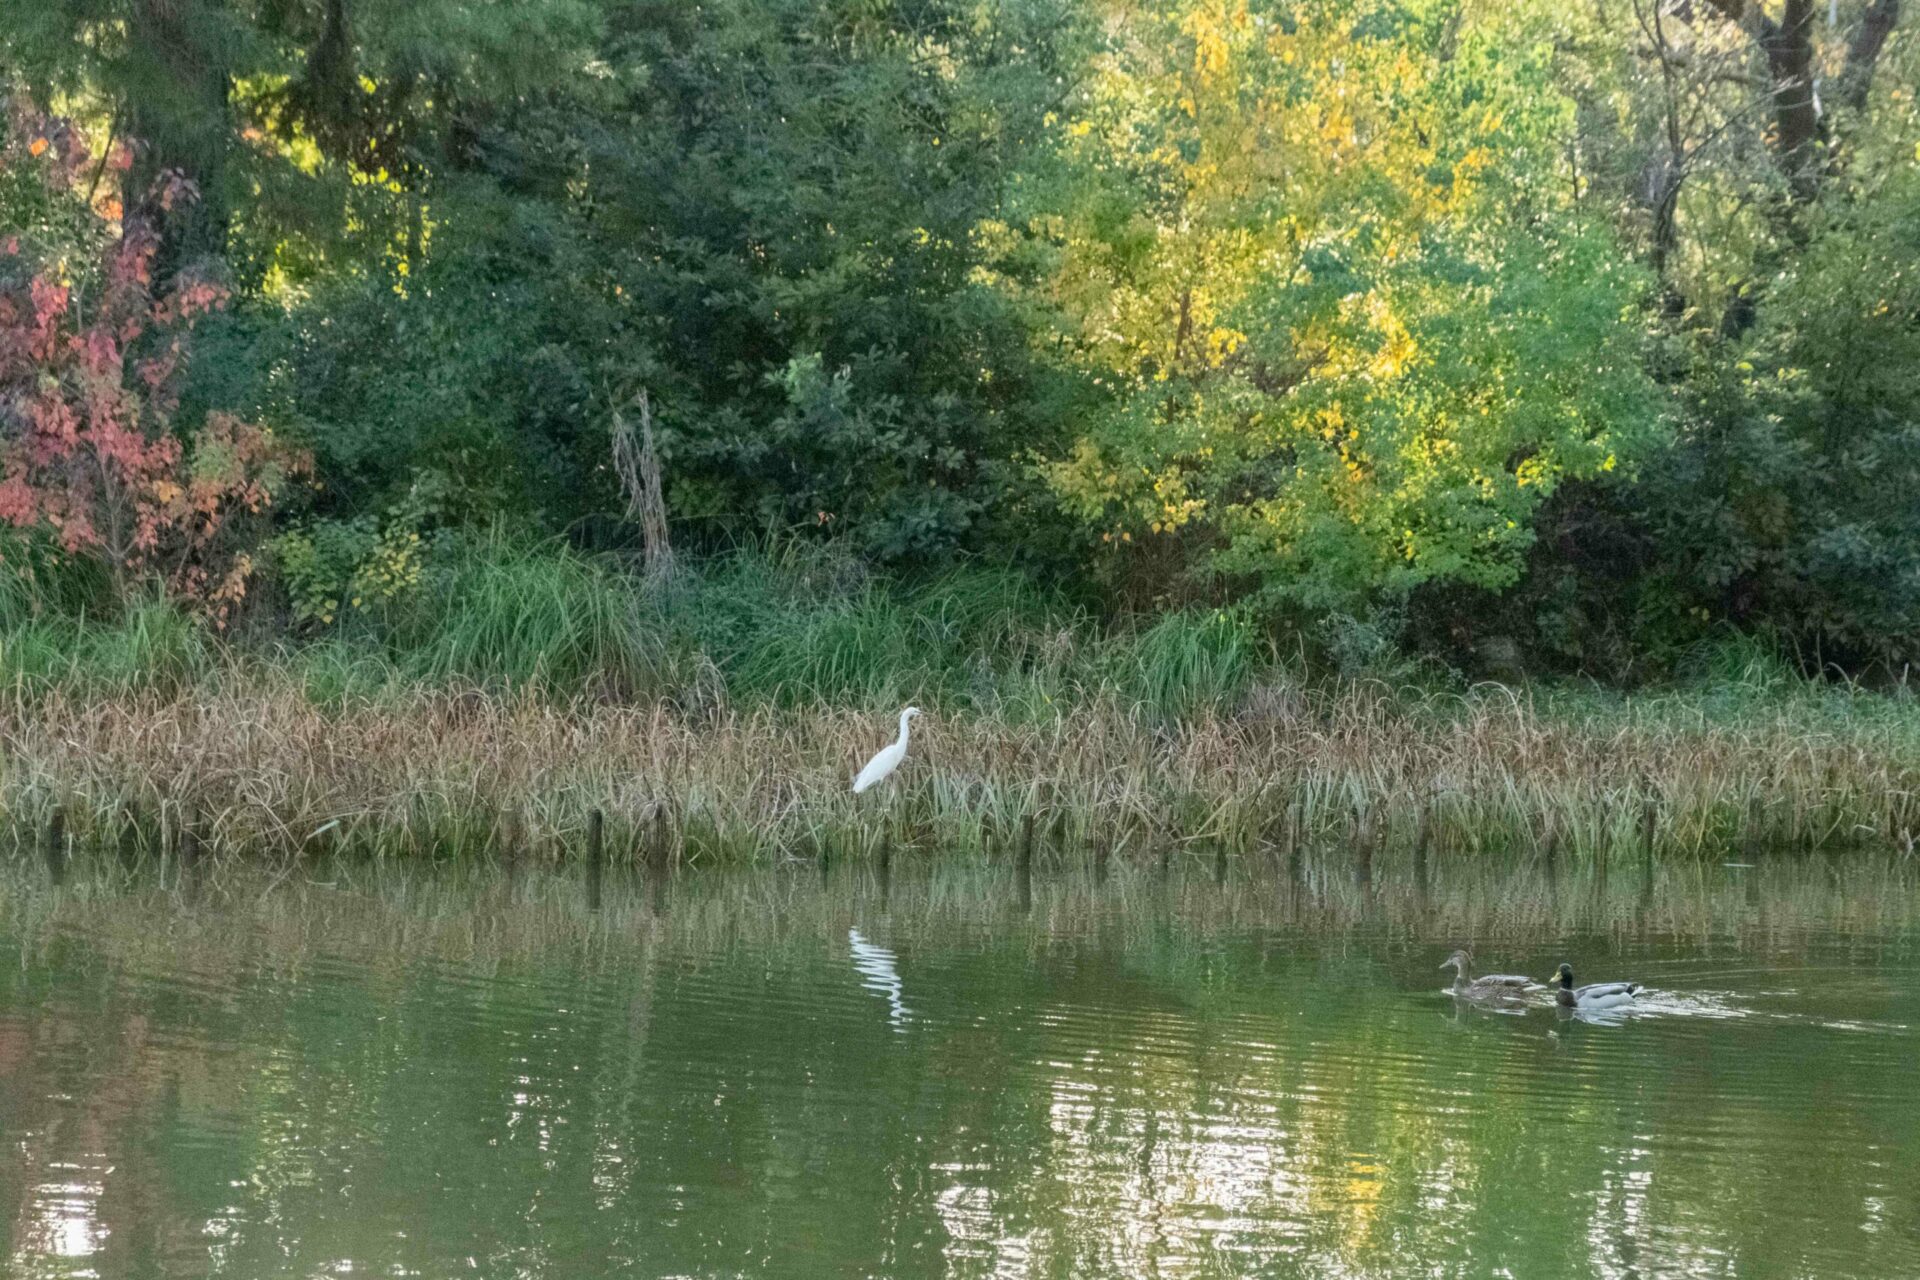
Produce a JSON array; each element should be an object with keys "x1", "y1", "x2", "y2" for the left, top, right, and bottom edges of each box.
[{"x1": 3, "y1": 672, "x2": 1918, "y2": 874}]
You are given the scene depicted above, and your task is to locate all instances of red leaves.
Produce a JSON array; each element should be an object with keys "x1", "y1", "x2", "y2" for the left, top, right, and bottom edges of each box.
[
  {"x1": 25, "y1": 279, "x2": 68, "y2": 362},
  {"x1": 151, "y1": 169, "x2": 198, "y2": 215},
  {"x1": 79, "y1": 326, "x2": 120, "y2": 375},
  {"x1": 0, "y1": 474, "x2": 35, "y2": 526},
  {"x1": 0, "y1": 115, "x2": 310, "y2": 624}
]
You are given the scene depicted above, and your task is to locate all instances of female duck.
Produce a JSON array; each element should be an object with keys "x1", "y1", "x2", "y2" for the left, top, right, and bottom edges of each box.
[
  {"x1": 1551, "y1": 962, "x2": 1640, "y2": 1011},
  {"x1": 1440, "y1": 950, "x2": 1544, "y2": 1001}
]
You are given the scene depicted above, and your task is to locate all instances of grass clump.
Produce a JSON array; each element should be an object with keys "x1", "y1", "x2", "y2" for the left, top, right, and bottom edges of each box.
[
  {"x1": 0, "y1": 602, "x2": 210, "y2": 697},
  {"x1": 380, "y1": 536, "x2": 655, "y2": 698},
  {"x1": 1107, "y1": 610, "x2": 1256, "y2": 722}
]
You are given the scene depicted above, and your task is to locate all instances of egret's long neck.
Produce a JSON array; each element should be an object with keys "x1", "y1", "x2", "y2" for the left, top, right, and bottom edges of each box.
[{"x1": 896, "y1": 712, "x2": 914, "y2": 746}]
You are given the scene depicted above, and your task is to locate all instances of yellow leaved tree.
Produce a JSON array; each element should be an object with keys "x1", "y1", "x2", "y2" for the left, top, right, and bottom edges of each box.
[{"x1": 1002, "y1": 0, "x2": 1665, "y2": 615}]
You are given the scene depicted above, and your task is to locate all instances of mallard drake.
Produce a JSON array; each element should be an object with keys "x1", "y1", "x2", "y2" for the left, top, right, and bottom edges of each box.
[
  {"x1": 1551, "y1": 962, "x2": 1640, "y2": 1010},
  {"x1": 1440, "y1": 949, "x2": 1545, "y2": 1000}
]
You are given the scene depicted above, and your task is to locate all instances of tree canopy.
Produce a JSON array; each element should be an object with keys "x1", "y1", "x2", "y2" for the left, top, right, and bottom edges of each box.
[{"x1": 3, "y1": 0, "x2": 1915, "y2": 676}]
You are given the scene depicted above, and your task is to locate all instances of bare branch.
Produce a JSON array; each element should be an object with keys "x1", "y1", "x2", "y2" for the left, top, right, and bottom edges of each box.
[{"x1": 612, "y1": 390, "x2": 674, "y2": 587}]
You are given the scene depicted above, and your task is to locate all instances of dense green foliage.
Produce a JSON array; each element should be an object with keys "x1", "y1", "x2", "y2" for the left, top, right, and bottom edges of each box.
[{"x1": 3, "y1": 0, "x2": 1917, "y2": 684}]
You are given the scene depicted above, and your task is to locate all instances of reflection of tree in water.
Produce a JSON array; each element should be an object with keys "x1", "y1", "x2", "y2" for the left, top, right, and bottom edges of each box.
[
  {"x1": 0, "y1": 854, "x2": 1914, "y2": 1277},
  {"x1": 2, "y1": 1003, "x2": 222, "y2": 1275}
]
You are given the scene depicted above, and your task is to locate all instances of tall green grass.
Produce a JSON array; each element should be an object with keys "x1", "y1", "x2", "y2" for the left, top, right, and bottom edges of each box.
[
  {"x1": 0, "y1": 602, "x2": 210, "y2": 696},
  {"x1": 1, "y1": 536, "x2": 1134, "y2": 711},
  {"x1": 383, "y1": 536, "x2": 656, "y2": 696},
  {"x1": 3, "y1": 537, "x2": 1912, "y2": 746},
  {"x1": 1107, "y1": 610, "x2": 1256, "y2": 721}
]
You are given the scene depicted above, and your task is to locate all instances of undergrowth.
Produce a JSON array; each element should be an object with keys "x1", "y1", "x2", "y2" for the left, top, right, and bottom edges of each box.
[{"x1": 3, "y1": 538, "x2": 1917, "y2": 871}]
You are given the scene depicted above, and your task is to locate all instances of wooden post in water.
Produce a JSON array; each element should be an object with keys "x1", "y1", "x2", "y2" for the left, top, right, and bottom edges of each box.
[
  {"x1": 1353, "y1": 806, "x2": 1375, "y2": 891},
  {"x1": 1213, "y1": 844, "x2": 1228, "y2": 887},
  {"x1": 119, "y1": 802, "x2": 142, "y2": 874},
  {"x1": 41, "y1": 810, "x2": 67, "y2": 887},
  {"x1": 650, "y1": 800, "x2": 673, "y2": 874},
  {"x1": 1640, "y1": 788, "x2": 1659, "y2": 903},
  {"x1": 1594, "y1": 811, "x2": 1610, "y2": 897},
  {"x1": 644, "y1": 800, "x2": 672, "y2": 917},
  {"x1": 1286, "y1": 802, "x2": 1305, "y2": 888},
  {"x1": 1016, "y1": 813, "x2": 1035, "y2": 914},
  {"x1": 1412, "y1": 796, "x2": 1433, "y2": 904},
  {"x1": 1260, "y1": 782, "x2": 1287, "y2": 869},
  {"x1": 1539, "y1": 813, "x2": 1559, "y2": 888},
  {"x1": 178, "y1": 809, "x2": 203, "y2": 889},
  {"x1": 585, "y1": 808, "x2": 605, "y2": 911},
  {"x1": 877, "y1": 829, "x2": 892, "y2": 907},
  {"x1": 499, "y1": 809, "x2": 523, "y2": 894}
]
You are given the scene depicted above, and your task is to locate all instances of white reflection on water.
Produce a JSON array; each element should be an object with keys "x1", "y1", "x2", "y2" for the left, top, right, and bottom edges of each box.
[
  {"x1": 848, "y1": 928, "x2": 910, "y2": 1028},
  {"x1": 921, "y1": 1006, "x2": 1346, "y2": 1278},
  {"x1": 14, "y1": 1158, "x2": 109, "y2": 1278}
]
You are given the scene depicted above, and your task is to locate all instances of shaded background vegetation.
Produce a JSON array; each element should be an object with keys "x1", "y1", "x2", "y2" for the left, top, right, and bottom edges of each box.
[{"x1": 2, "y1": 0, "x2": 1917, "y2": 697}]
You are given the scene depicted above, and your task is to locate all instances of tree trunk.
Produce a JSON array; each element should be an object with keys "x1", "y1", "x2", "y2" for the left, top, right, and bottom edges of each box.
[
  {"x1": 1759, "y1": 0, "x2": 1825, "y2": 201},
  {"x1": 613, "y1": 391, "x2": 675, "y2": 586},
  {"x1": 1703, "y1": 0, "x2": 1904, "y2": 200},
  {"x1": 125, "y1": 0, "x2": 233, "y2": 280},
  {"x1": 1840, "y1": 0, "x2": 1901, "y2": 111}
]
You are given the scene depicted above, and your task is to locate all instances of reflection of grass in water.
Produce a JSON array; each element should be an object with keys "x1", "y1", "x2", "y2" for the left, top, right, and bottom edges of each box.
[{"x1": 3, "y1": 851, "x2": 1915, "y2": 975}]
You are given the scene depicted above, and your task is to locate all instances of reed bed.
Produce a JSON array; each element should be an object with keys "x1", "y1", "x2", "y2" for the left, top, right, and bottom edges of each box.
[{"x1": 3, "y1": 670, "x2": 1918, "y2": 874}]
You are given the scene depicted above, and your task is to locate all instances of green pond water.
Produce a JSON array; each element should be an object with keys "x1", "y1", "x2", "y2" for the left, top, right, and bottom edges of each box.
[{"x1": 1, "y1": 854, "x2": 1917, "y2": 1278}]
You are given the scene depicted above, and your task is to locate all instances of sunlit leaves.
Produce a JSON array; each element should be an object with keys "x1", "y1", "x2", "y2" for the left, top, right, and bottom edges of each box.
[
  {"x1": 0, "y1": 111, "x2": 307, "y2": 623},
  {"x1": 1027, "y1": 0, "x2": 1664, "y2": 614}
]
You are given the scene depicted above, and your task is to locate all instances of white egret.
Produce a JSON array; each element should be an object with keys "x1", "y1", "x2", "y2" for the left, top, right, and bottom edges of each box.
[{"x1": 852, "y1": 706, "x2": 920, "y2": 794}]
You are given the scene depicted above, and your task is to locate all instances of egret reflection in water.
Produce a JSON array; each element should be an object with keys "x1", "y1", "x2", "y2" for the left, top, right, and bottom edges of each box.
[{"x1": 848, "y1": 926, "x2": 910, "y2": 1028}]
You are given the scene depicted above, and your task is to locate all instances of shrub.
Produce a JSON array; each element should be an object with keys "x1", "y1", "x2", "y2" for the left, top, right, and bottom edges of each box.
[{"x1": 0, "y1": 107, "x2": 307, "y2": 625}]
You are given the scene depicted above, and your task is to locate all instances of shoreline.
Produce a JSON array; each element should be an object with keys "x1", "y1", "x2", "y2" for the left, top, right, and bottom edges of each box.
[{"x1": 4, "y1": 678, "x2": 1916, "y2": 869}]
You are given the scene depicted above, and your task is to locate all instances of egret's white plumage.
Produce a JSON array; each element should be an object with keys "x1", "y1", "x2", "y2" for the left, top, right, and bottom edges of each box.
[{"x1": 852, "y1": 706, "x2": 920, "y2": 794}]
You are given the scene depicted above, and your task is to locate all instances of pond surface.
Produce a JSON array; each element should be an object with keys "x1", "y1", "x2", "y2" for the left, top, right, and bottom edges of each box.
[{"x1": 1, "y1": 855, "x2": 1917, "y2": 1278}]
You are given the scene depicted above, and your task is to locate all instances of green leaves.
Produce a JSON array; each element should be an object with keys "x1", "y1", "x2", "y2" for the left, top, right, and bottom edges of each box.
[
  {"x1": 1028, "y1": 0, "x2": 1666, "y2": 621},
  {"x1": 1641, "y1": 162, "x2": 1920, "y2": 667}
]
